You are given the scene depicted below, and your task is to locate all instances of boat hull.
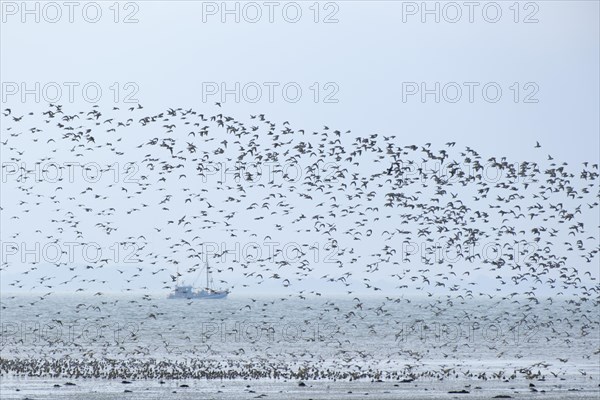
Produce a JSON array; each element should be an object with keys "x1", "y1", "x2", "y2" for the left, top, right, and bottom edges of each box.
[
  {"x1": 168, "y1": 290, "x2": 229, "y2": 299},
  {"x1": 197, "y1": 292, "x2": 228, "y2": 299}
]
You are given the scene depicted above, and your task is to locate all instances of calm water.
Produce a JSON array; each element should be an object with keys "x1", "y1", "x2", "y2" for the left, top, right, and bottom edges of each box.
[{"x1": 1, "y1": 294, "x2": 598, "y2": 398}]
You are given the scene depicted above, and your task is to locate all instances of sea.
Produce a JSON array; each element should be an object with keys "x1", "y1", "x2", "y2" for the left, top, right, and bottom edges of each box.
[{"x1": 0, "y1": 294, "x2": 598, "y2": 399}]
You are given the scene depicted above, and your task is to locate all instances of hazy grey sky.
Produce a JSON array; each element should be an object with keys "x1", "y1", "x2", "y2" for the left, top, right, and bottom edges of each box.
[
  {"x1": 2, "y1": 1, "x2": 598, "y2": 158},
  {"x1": 1, "y1": 1, "x2": 598, "y2": 295}
]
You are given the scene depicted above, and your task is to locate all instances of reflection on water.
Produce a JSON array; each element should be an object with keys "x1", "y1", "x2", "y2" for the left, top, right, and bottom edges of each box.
[{"x1": 1, "y1": 295, "x2": 597, "y2": 381}]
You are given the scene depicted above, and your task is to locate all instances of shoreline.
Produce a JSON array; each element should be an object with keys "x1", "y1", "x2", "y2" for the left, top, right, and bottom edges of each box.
[{"x1": 1, "y1": 375, "x2": 598, "y2": 400}]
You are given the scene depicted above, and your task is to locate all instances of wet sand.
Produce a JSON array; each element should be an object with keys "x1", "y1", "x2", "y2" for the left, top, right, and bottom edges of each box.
[{"x1": 1, "y1": 376, "x2": 598, "y2": 400}]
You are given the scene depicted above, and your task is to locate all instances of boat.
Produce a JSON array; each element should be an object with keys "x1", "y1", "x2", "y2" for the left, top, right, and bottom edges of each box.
[{"x1": 168, "y1": 261, "x2": 229, "y2": 299}]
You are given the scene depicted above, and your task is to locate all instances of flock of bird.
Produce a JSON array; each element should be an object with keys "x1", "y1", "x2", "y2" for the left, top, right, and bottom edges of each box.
[{"x1": 0, "y1": 103, "x2": 598, "y2": 383}]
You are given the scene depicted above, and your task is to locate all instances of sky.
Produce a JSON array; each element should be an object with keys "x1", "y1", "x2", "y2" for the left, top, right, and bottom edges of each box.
[
  {"x1": 1, "y1": 1, "x2": 598, "y2": 157},
  {"x1": 1, "y1": 1, "x2": 599, "y2": 296}
]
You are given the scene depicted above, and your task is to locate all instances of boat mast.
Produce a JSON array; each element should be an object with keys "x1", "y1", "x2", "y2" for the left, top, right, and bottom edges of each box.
[{"x1": 206, "y1": 260, "x2": 210, "y2": 290}]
